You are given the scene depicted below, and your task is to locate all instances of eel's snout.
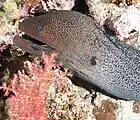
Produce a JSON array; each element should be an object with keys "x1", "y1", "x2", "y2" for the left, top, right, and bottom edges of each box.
[{"x1": 19, "y1": 18, "x2": 41, "y2": 40}]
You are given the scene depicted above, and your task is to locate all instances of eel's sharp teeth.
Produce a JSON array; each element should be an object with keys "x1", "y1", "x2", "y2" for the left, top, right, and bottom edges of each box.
[{"x1": 19, "y1": 32, "x2": 25, "y2": 37}]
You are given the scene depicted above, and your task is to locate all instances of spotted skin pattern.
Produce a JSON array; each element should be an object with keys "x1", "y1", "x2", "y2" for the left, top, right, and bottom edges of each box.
[{"x1": 16, "y1": 10, "x2": 140, "y2": 100}]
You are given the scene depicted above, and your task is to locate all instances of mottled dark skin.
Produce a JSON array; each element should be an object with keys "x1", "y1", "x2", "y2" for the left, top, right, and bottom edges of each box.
[{"x1": 14, "y1": 10, "x2": 140, "y2": 100}]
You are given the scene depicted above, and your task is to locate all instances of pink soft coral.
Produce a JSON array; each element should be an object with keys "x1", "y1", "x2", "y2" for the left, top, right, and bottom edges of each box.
[{"x1": 0, "y1": 53, "x2": 57, "y2": 120}]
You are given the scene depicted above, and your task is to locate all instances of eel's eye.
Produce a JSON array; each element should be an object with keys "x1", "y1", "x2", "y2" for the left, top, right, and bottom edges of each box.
[
  {"x1": 37, "y1": 20, "x2": 44, "y2": 31},
  {"x1": 38, "y1": 26, "x2": 43, "y2": 31}
]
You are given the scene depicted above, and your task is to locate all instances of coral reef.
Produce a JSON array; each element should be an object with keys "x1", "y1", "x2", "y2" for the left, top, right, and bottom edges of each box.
[
  {"x1": 0, "y1": 53, "x2": 57, "y2": 120},
  {"x1": 86, "y1": 0, "x2": 140, "y2": 46},
  {"x1": 0, "y1": 0, "x2": 140, "y2": 120}
]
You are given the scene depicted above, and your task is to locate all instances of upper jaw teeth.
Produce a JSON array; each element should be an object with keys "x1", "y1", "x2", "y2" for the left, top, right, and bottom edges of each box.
[{"x1": 19, "y1": 32, "x2": 25, "y2": 37}]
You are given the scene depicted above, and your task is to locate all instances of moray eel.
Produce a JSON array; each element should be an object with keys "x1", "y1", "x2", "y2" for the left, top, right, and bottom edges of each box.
[{"x1": 13, "y1": 10, "x2": 140, "y2": 100}]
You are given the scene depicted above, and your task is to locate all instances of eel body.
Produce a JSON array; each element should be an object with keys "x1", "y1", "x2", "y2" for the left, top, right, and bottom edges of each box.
[{"x1": 14, "y1": 10, "x2": 140, "y2": 100}]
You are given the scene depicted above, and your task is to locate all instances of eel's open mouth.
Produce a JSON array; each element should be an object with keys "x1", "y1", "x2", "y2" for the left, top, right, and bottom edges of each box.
[{"x1": 13, "y1": 34, "x2": 56, "y2": 56}]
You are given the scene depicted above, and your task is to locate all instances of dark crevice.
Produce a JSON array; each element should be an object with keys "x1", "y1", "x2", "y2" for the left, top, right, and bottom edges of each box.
[{"x1": 72, "y1": 0, "x2": 89, "y2": 14}]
